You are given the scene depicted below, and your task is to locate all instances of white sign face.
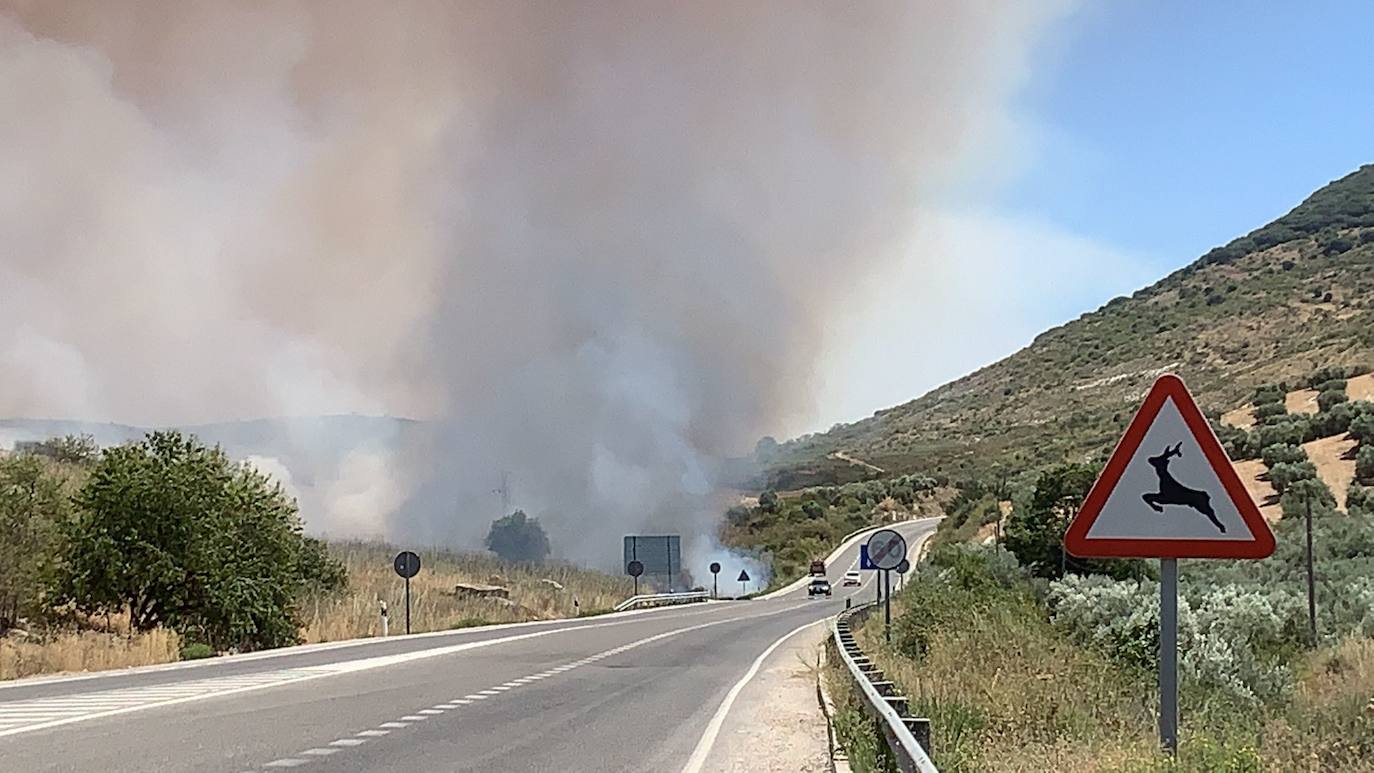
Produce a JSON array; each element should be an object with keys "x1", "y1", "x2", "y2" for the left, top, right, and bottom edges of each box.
[
  {"x1": 865, "y1": 529, "x2": 907, "y2": 570},
  {"x1": 1084, "y1": 395, "x2": 1256, "y2": 542},
  {"x1": 1064, "y1": 373, "x2": 1274, "y2": 560}
]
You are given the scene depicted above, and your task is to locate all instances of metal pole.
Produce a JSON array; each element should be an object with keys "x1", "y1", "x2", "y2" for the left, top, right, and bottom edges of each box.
[
  {"x1": 634, "y1": 575, "x2": 639, "y2": 597},
  {"x1": 883, "y1": 570, "x2": 892, "y2": 644},
  {"x1": 1159, "y1": 558, "x2": 1178, "y2": 756},
  {"x1": 404, "y1": 576, "x2": 411, "y2": 636},
  {"x1": 1305, "y1": 497, "x2": 1318, "y2": 647},
  {"x1": 875, "y1": 570, "x2": 882, "y2": 605},
  {"x1": 712, "y1": 574, "x2": 717, "y2": 599}
]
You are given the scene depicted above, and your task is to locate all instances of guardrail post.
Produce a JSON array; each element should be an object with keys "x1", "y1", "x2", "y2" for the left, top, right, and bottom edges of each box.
[{"x1": 903, "y1": 717, "x2": 932, "y2": 756}]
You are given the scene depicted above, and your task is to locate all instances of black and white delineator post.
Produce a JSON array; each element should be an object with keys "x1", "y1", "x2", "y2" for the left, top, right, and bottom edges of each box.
[{"x1": 1064, "y1": 374, "x2": 1275, "y2": 755}]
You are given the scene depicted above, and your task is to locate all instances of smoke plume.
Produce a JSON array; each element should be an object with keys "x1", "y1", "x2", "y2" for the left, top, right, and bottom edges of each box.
[{"x1": 0, "y1": 2, "x2": 1070, "y2": 568}]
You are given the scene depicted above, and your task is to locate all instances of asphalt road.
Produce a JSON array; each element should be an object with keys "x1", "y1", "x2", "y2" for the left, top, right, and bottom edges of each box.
[{"x1": 0, "y1": 518, "x2": 938, "y2": 773}]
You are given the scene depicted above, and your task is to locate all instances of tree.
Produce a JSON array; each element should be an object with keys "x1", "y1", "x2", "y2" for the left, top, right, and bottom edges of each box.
[
  {"x1": 758, "y1": 489, "x2": 780, "y2": 513},
  {"x1": 485, "y1": 510, "x2": 551, "y2": 563},
  {"x1": 27, "y1": 435, "x2": 99, "y2": 465},
  {"x1": 52, "y1": 432, "x2": 330, "y2": 651},
  {"x1": 0, "y1": 455, "x2": 72, "y2": 628}
]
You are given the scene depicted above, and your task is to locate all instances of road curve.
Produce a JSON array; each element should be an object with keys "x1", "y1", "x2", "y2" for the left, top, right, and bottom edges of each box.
[{"x1": 0, "y1": 518, "x2": 939, "y2": 773}]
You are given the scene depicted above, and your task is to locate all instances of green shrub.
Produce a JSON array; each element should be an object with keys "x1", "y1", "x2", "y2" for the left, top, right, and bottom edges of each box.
[
  {"x1": 1261, "y1": 443, "x2": 1307, "y2": 468},
  {"x1": 1254, "y1": 402, "x2": 1288, "y2": 422},
  {"x1": 1268, "y1": 461, "x2": 1318, "y2": 494},
  {"x1": 1358, "y1": 445, "x2": 1374, "y2": 484},
  {"x1": 180, "y1": 642, "x2": 214, "y2": 660},
  {"x1": 1345, "y1": 482, "x2": 1374, "y2": 515},
  {"x1": 1348, "y1": 407, "x2": 1374, "y2": 441},
  {"x1": 1318, "y1": 388, "x2": 1349, "y2": 412}
]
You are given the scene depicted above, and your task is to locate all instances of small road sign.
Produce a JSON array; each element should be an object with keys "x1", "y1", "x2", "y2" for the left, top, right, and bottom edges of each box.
[
  {"x1": 393, "y1": 551, "x2": 420, "y2": 636},
  {"x1": 709, "y1": 562, "x2": 721, "y2": 598},
  {"x1": 736, "y1": 569, "x2": 750, "y2": 582},
  {"x1": 865, "y1": 529, "x2": 907, "y2": 570},
  {"x1": 895, "y1": 558, "x2": 910, "y2": 574},
  {"x1": 859, "y1": 544, "x2": 876, "y2": 570},
  {"x1": 626, "y1": 560, "x2": 644, "y2": 577},
  {"x1": 1064, "y1": 373, "x2": 1276, "y2": 559},
  {"x1": 393, "y1": 551, "x2": 421, "y2": 578},
  {"x1": 709, "y1": 562, "x2": 721, "y2": 574}
]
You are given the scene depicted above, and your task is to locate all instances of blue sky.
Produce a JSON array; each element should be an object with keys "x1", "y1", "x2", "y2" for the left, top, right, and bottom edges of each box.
[
  {"x1": 811, "y1": 1, "x2": 1374, "y2": 431},
  {"x1": 1006, "y1": 0, "x2": 1374, "y2": 272}
]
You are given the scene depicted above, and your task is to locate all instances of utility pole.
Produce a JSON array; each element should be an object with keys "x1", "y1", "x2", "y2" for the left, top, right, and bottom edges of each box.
[
  {"x1": 493, "y1": 471, "x2": 511, "y2": 516},
  {"x1": 1305, "y1": 496, "x2": 1318, "y2": 647}
]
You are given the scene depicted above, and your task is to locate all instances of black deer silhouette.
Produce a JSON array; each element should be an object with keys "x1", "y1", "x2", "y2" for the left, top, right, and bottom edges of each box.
[{"x1": 1142, "y1": 443, "x2": 1225, "y2": 533}]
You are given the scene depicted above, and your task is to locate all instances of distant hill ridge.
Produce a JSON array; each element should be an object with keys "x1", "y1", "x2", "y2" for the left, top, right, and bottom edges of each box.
[{"x1": 761, "y1": 164, "x2": 1374, "y2": 489}]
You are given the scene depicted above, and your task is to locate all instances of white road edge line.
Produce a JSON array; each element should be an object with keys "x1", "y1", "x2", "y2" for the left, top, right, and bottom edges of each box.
[{"x1": 680, "y1": 620, "x2": 822, "y2": 773}]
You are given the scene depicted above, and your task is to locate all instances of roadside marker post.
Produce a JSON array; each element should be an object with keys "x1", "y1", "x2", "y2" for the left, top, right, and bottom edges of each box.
[
  {"x1": 864, "y1": 530, "x2": 907, "y2": 647},
  {"x1": 393, "y1": 551, "x2": 421, "y2": 635},
  {"x1": 1064, "y1": 374, "x2": 1275, "y2": 756}
]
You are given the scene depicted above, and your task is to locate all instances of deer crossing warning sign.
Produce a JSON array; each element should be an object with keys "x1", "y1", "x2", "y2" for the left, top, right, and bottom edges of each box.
[{"x1": 1064, "y1": 374, "x2": 1276, "y2": 559}]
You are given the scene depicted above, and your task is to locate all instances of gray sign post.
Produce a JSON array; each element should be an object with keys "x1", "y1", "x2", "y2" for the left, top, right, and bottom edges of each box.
[
  {"x1": 1160, "y1": 558, "x2": 1179, "y2": 754},
  {"x1": 393, "y1": 551, "x2": 421, "y2": 635}
]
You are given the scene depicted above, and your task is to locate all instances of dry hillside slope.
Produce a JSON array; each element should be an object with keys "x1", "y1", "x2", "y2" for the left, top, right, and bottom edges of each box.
[{"x1": 761, "y1": 164, "x2": 1374, "y2": 488}]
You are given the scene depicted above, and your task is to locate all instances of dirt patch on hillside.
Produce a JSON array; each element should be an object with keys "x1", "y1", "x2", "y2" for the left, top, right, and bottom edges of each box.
[
  {"x1": 1233, "y1": 459, "x2": 1281, "y2": 522},
  {"x1": 1303, "y1": 435, "x2": 1357, "y2": 511},
  {"x1": 1348, "y1": 373, "x2": 1374, "y2": 402},
  {"x1": 1286, "y1": 387, "x2": 1320, "y2": 415},
  {"x1": 1221, "y1": 404, "x2": 1256, "y2": 429}
]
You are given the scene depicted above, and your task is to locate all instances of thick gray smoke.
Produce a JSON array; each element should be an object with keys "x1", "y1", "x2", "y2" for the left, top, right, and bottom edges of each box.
[{"x1": 0, "y1": 2, "x2": 1069, "y2": 570}]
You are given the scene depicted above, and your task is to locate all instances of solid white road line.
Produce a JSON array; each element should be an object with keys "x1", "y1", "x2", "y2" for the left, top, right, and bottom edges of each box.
[{"x1": 680, "y1": 620, "x2": 823, "y2": 773}]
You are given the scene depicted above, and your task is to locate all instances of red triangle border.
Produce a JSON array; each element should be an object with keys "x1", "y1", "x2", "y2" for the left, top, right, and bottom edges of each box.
[{"x1": 1063, "y1": 373, "x2": 1276, "y2": 559}]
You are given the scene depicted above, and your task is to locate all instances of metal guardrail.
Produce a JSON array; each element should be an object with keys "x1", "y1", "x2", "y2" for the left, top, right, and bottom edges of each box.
[
  {"x1": 828, "y1": 602, "x2": 939, "y2": 773},
  {"x1": 613, "y1": 590, "x2": 710, "y2": 612}
]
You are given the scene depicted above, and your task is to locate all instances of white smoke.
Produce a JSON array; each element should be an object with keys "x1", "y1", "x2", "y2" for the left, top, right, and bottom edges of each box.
[{"x1": 0, "y1": 2, "x2": 1076, "y2": 568}]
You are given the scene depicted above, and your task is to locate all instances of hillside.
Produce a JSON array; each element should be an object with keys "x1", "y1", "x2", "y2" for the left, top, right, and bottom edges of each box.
[{"x1": 761, "y1": 164, "x2": 1374, "y2": 488}]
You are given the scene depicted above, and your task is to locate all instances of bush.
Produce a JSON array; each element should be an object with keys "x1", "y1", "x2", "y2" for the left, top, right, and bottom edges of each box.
[
  {"x1": 1358, "y1": 445, "x2": 1374, "y2": 484},
  {"x1": 485, "y1": 510, "x2": 552, "y2": 563},
  {"x1": 1280, "y1": 478, "x2": 1336, "y2": 519},
  {"x1": 1217, "y1": 425, "x2": 1258, "y2": 460},
  {"x1": 1253, "y1": 384, "x2": 1286, "y2": 406},
  {"x1": 1347, "y1": 483, "x2": 1374, "y2": 515},
  {"x1": 1348, "y1": 406, "x2": 1374, "y2": 441},
  {"x1": 180, "y1": 642, "x2": 215, "y2": 660},
  {"x1": 1269, "y1": 461, "x2": 1318, "y2": 494},
  {"x1": 1261, "y1": 443, "x2": 1307, "y2": 468},
  {"x1": 1318, "y1": 388, "x2": 1349, "y2": 412},
  {"x1": 1254, "y1": 402, "x2": 1288, "y2": 422},
  {"x1": 1255, "y1": 418, "x2": 1312, "y2": 448}
]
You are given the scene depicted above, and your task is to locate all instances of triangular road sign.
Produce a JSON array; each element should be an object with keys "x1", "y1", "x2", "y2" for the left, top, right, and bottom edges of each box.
[
  {"x1": 1065, "y1": 374, "x2": 1276, "y2": 559},
  {"x1": 737, "y1": 569, "x2": 750, "y2": 582}
]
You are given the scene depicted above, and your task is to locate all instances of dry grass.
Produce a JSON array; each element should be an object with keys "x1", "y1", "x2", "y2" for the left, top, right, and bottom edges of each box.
[
  {"x1": 301, "y1": 541, "x2": 633, "y2": 643},
  {"x1": 1, "y1": 627, "x2": 179, "y2": 681},
  {"x1": 855, "y1": 576, "x2": 1374, "y2": 773},
  {"x1": 1233, "y1": 458, "x2": 1282, "y2": 522},
  {"x1": 1221, "y1": 404, "x2": 1256, "y2": 430},
  {"x1": 1286, "y1": 387, "x2": 1320, "y2": 415},
  {"x1": 856, "y1": 596, "x2": 1157, "y2": 772},
  {"x1": 1302, "y1": 435, "x2": 1358, "y2": 511},
  {"x1": 1347, "y1": 373, "x2": 1374, "y2": 402},
  {"x1": 1, "y1": 542, "x2": 631, "y2": 681}
]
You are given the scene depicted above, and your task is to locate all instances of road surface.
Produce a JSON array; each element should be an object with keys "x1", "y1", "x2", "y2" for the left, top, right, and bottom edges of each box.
[{"x1": 0, "y1": 519, "x2": 938, "y2": 773}]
